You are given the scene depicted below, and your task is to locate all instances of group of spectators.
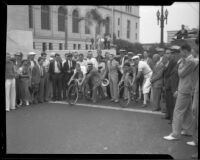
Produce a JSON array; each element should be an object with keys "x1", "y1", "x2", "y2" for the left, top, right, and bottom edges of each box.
[{"x1": 6, "y1": 36, "x2": 199, "y2": 158}]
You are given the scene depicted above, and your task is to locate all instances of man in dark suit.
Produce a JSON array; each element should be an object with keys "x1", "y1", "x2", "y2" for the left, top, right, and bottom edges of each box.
[
  {"x1": 150, "y1": 54, "x2": 165, "y2": 111},
  {"x1": 38, "y1": 57, "x2": 45, "y2": 103},
  {"x1": 62, "y1": 53, "x2": 76, "y2": 100},
  {"x1": 49, "y1": 53, "x2": 63, "y2": 101},
  {"x1": 162, "y1": 48, "x2": 180, "y2": 123}
]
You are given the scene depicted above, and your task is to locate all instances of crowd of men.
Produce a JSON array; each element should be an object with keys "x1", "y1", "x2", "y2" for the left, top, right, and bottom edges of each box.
[{"x1": 6, "y1": 36, "x2": 199, "y2": 158}]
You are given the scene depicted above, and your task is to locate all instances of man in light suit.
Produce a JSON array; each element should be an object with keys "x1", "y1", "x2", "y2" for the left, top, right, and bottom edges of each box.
[
  {"x1": 164, "y1": 44, "x2": 198, "y2": 140},
  {"x1": 150, "y1": 54, "x2": 165, "y2": 111}
]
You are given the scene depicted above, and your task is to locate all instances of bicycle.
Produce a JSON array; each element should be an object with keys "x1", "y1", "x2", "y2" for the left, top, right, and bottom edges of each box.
[{"x1": 118, "y1": 80, "x2": 137, "y2": 107}]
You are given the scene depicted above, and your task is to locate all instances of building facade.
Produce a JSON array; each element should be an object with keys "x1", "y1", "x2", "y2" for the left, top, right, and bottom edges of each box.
[{"x1": 7, "y1": 5, "x2": 140, "y2": 51}]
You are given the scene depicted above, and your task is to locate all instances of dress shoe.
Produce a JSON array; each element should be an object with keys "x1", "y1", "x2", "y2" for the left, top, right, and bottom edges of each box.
[
  {"x1": 142, "y1": 104, "x2": 147, "y2": 108},
  {"x1": 114, "y1": 100, "x2": 119, "y2": 103},
  {"x1": 163, "y1": 133, "x2": 179, "y2": 141},
  {"x1": 110, "y1": 99, "x2": 114, "y2": 102},
  {"x1": 187, "y1": 141, "x2": 197, "y2": 146},
  {"x1": 191, "y1": 153, "x2": 198, "y2": 159},
  {"x1": 162, "y1": 116, "x2": 170, "y2": 120},
  {"x1": 181, "y1": 131, "x2": 192, "y2": 136},
  {"x1": 6, "y1": 108, "x2": 10, "y2": 112},
  {"x1": 152, "y1": 108, "x2": 161, "y2": 111}
]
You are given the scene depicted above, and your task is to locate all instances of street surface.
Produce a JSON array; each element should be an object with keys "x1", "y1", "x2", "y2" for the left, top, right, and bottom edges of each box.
[{"x1": 6, "y1": 101, "x2": 197, "y2": 159}]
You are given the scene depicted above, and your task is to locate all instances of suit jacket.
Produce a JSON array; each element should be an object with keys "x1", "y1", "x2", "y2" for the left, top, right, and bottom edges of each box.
[
  {"x1": 49, "y1": 60, "x2": 63, "y2": 75},
  {"x1": 151, "y1": 61, "x2": 165, "y2": 88},
  {"x1": 62, "y1": 60, "x2": 76, "y2": 77},
  {"x1": 178, "y1": 55, "x2": 197, "y2": 94},
  {"x1": 163, "y1": 60, "x2": 177, "y2": 91},
  {"x1": 31, "y1": 63, "x2": 40, "y2": 84}
]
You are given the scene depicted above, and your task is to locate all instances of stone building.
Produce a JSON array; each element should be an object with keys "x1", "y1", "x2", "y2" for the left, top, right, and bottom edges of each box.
[{"x1": 7, "y1": 5, "x2": 140, "y2": 51}]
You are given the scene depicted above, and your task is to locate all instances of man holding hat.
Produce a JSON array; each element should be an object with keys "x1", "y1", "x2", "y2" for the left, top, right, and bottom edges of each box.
[{"x1": 132, "y1": 55, "x2": 152, "y2": 107}]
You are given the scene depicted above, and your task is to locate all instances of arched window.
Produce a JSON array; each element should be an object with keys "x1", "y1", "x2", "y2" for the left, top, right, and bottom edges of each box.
[
  {"x1": 72, "y1": 9, "x2": 79, "y2": 33},
  {"x1": 105, "y1": 17, "x2": 110, "y2": 35},
  {"x1": 29, "y1": 5, "x2": 33, "y2": 28},
  {"x1": 58, "y1": 7, "x2": 66, "y2": 31},
  {"x1": 85, "y1": 12, "x2": 90, "y2": 34},
  {"x1": 41, "y1": 5, "x2": 50, "y2": 30}
]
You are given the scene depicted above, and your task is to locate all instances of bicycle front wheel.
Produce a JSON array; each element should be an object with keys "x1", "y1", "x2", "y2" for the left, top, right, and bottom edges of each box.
[
  {"x1": 119, "y1": 85, "x2": 130, "y2": 107},
  {"x1": 67, "y1": 84, "x2": 79, "y2": 105}
]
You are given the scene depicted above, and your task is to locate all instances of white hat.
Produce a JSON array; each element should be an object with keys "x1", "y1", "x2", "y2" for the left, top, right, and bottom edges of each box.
[
  {"x1": 28, "y1": 52, "x2": 36, "y2": 55},
  {"x1": 131, "y1": 55, "x2": 139, "y2": 60},
  {"x1": 50, "y1": 52, "x2": 55, "y2": 57},
  {"x1": 156, "y1": 48, "x2": 164, "y2": 52}
]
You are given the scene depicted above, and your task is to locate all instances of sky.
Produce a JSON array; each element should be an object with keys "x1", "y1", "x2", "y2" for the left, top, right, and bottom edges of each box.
[{"x1": 139, "y1": 2, "x2": 199, "y2": 43}]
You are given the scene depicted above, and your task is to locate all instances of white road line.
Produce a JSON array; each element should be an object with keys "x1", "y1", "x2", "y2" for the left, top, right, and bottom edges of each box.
[{"x1": 49, "y1": 101, "x2": 165, "y2": 116}]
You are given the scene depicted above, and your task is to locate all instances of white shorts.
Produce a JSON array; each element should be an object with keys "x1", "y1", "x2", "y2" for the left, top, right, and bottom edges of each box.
[{"x1": 142, "y1": 72, "x2": 152, "y2": 94}]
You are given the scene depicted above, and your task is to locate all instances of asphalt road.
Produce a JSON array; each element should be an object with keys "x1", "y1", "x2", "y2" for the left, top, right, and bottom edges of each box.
[{"x1": 6, "y1": 102, "x2": 197, "y2": 159}]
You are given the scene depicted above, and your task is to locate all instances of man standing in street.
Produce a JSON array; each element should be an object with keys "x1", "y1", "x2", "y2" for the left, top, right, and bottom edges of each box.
[
  {"x1": 41, "y1": 52, "x2": 50, "y2": 102},
  {"x1": 164, "y1": 44, "x2": 198, "y2": 140},
  {"x1": 62, "y1": 53, "x2": 76, "y2": 100},
  {"x1": 162, "y1": 47, "x2": 180, "y2": 124},
  {"x1": 38, "y1": 57, "x2": 45, "y2": 103},
  {"x1": 86, "y1": 51, "x2": 98, "y2": 70},
  {"x1": 49, "y1": 53, "x2": 63, "y2": 101},
  {"x1": 150, "y1": 54, "x2": 165, "y2": 111}
]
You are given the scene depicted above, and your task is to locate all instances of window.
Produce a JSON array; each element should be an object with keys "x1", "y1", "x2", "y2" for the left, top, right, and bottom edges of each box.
[
  {"x1": 118, "y1": 30, "x2": 120, "y2": 38},
  {"x1": 130, "y1": 6, "x2": 132, "y2": 13},
  {"x1": 118, "y1": 18, "x2": 120, "y2": 26},
  {"x1": 73, "y1": 44, "x2": 76, "y2": 50},
  {"x1": 105, "y1": 17, "x2": 110, "y2": 35},
  {"x1": 85, "y1": 12, "x2": 90, "y2": 34},
  {"x1": 78, "y1": 44, "x2": 81, "y2": 50},
  {"x1": 127, "y1": 20, "x2": 130, "y2": 39},
  {"x1": 58, "y1": 7, "x2": 66, "y2": 31},
  {"x1": 136, "y1": 22, "x2": 138, "y2": 29},
  {"x1": 86, "y1": 44, "x2": 88, "y2": 50},
  {"x1": 72, "y1": 10, "x2": 79, "y2": 33},
  {"x1": 135, "y1": 33, "x2": 138, "y2": 40},
  {"x1": 59, "y1": 43, "x2": 63, "y2": 50},
  {"x1": 29, "y1": 5, "x2": 33, "y2": 28},
  {"x1": 42, "y1": 43, "x2": 46, "y2": 51},
  {"x1": 33, "y1": 42, "x2": 35, "y2": 49},
  {"x1": 41, "y1": 5, "x2": 50, "y2": 30},
  {"x1": 49, "y1": 43, "x2": 53, "y2": 50}
]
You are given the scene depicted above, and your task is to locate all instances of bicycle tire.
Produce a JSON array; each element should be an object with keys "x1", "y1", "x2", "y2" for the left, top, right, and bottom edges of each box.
[
  {"x1": 67, "y1": 83, "x2": 79, "y2": 105},
  {"x1": 119, "y1": 85, "x2": 130, "y2": 107},
  {"x1": 83, "y1": 83, "x2": 92, "y2": 101}
]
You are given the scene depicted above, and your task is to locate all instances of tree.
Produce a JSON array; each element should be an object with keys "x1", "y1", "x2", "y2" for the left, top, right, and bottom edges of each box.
[{"x1": 115, "y1": 39, "x2": 144, "y2": 55}]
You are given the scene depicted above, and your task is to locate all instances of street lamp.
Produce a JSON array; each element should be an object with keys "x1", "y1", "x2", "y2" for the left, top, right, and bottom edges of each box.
[{"x1": 156, "y1": 6, "x2": 168, "y2": 46}]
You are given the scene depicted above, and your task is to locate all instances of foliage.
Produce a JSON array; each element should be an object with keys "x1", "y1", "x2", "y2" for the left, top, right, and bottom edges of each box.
[{"x1": 115, "y1": 39, "x2": 144, "y2": 54}]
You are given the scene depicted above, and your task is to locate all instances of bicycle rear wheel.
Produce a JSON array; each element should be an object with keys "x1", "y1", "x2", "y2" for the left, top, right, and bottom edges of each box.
[
  {"x1": 119, "y1": 85, "x2": 130, "y2": 107},
  {"x1": 67, "y1": 84, "x2": 79, "y2": 105}
]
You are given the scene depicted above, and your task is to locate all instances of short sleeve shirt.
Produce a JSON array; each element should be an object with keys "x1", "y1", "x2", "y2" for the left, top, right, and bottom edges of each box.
[{"x1": 138, "y1": 61, "x2": 152, "y2": 75}]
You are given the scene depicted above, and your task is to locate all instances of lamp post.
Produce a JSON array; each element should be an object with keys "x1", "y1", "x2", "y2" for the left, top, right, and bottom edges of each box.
[{"x1": 157, "y1": 6, "x2": 168, "y2": 47}]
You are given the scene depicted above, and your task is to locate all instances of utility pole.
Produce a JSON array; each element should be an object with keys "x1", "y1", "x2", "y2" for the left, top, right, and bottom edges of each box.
[{"x1": 157, "y1": 6, "x2": 168, "y2": 47}]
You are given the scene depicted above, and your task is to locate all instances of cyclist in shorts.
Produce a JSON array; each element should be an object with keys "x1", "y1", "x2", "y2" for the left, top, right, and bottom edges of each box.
[
  {"x1": 68, "y1": 63, "x2": 87, "y2": 92},
  {"x1": 84, "y1": 62, "x2": 102, "y2": 103},
  {"x1": 119, "y1": 62, "x2": 136, "y2": 99}
]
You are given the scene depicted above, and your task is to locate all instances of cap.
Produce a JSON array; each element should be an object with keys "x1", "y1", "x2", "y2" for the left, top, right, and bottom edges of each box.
[
  {"x1": 119, "y1": 49, "x2": 126, "y2": 52},
  {"x1": 15, "y1": 52, "x2": 23, "y2": 56},
  {"x1": 156, "y1": 48, "x2": 164, "y2": 52},
  {"x1": 28, "y1": 52, "x2": 36, "y2": 55},
  {"x1": 170, "y1": 45, "x2": 180, "y2": 50},
  {"x1": 132, "y1": 55, "x2": 140, "y2": 60}
]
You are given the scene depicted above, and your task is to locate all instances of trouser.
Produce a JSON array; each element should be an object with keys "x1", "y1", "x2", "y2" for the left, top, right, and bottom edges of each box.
[
  {"x1": 15, "y1": 78, "x2": 21, "y2": 103},
  {"x1": 63, "y1": 74, "x2": 73, "y2": 100},
  {"x1": 44, "y1": 73, "x2": 50, "y2": 101},
  {"x1": 109, "y1": 73, "x2": 119, "y2": 100},
  {"x1": 52, "y1": 73, "x2": 62, "y2": 100},
  {"x1": 5, "y1": 78, "x2": 16, "y2": 110},
  {"x1": 192, "y1": 91, "x2": 199, "y2": 144},
  {"x1": 172, "y1": 92, "x2": 193, "y2": 137},
  {"x1": 152, "y1": 87, "x2": 162, "y2": 110},
  {"x1": 38, "y1": 77, "x2": 45, "y2": 102},
  {"x1": 165, "y1": 89, "x2": 176, "y2": 120}
]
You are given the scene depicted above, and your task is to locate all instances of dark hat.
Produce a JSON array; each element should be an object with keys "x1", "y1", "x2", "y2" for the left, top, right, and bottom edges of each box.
[
  {"x1": 15, "y1": 52, "x2": 23, "y2": 56},
  {"x1": 55, "y1": 53, "x2": 60, "y2": 56},
  {"x1": 67, "y1": 53, "x2": 72, "y2": 57}
]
